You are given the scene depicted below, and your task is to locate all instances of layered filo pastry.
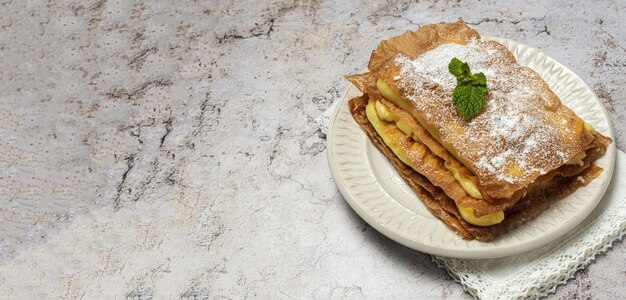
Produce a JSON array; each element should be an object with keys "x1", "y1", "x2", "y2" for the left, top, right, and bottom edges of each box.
[{"x1": 346, "y1": 21, "x2": 611, "y2": 241}]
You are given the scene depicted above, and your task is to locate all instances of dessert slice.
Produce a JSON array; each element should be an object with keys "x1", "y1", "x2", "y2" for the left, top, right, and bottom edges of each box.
[
  {"x1": 346, "y1": 21, "x2": 611, "y2": 240},
  {"x1": 349, "y1": 95, "x2": 606, "y2": 241}
]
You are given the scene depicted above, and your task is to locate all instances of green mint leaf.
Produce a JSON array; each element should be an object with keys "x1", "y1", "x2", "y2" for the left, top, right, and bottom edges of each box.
[
  {"x1": 448, "y1": 57, "x2": 473, "y2": 83},
  {"x1": 448, "y1": 58, "x2": 464, "y2": 77},
  {"x1": 452, "y1": 83, "x2": 487, "y2": 120},
  {"x1": 471, "y1": 72, "x2": 487, "y2": 86},
  {"x1": 459, "y1": 62, "x2": 471, "y2": 81},
  {"x1": 448, "y1": 58, "x2": 488, "y2": 120}
]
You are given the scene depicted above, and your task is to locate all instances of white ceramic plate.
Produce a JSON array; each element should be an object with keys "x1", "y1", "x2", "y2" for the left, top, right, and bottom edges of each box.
[{"x1": 327, "y1": 37, "x2": 616, "y2": 259}]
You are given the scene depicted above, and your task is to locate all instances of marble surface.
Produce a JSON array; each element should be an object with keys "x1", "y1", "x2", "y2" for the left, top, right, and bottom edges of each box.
[{"x1": 0, "y1": 0, "x2": 624, "y2": 299}]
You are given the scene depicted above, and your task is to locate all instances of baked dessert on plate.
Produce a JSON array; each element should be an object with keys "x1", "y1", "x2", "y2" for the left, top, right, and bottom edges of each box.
[{"x1": 328, "y1": 21, "x2": 614, "y2": 253}]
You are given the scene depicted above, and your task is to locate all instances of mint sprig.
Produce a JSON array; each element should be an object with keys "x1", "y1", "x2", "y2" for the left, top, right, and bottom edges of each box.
[{"x1": 448, "y1": 58, "x2": 487, "y2": 120}]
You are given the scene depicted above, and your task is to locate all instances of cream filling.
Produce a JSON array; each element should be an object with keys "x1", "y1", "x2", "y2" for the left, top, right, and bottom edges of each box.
[
  {"x1": 565, "y1": 151, "x2": 587, "y2": 166},
  {"x1": 377, "y1": 79, "x2": 590, "y2": 194},
  {"x1": 366, "y1": 98, "x2": 504, "y2": 226},
  {"x1": 373, "y1": 99, "x2": 483, "y2": 199},
  {"x1": 376, "y1": 79, "x2": 481, "y2": 178}
]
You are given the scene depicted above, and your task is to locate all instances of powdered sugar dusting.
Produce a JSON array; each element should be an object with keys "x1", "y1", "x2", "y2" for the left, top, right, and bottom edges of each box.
[
  {"x1": 395, "y1": 40, "x2": 497, "y2": 91},
  {"x1": 392, "y1": 39, "x2": 586, "y2": 187}
]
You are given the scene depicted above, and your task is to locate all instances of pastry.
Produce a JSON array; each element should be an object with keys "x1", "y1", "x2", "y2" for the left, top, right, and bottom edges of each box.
[{"x1": 346, "y1": 21, "x2": 611, "y2": 241}]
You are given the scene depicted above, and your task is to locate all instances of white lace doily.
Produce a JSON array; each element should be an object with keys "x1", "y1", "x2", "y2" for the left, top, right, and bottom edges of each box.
[
  {"x1": 315, "y1": 99, "x2": 340, "y2": 137},
  {"x1": 318, "y1": 103, "x2": 626, "y2": 299}
]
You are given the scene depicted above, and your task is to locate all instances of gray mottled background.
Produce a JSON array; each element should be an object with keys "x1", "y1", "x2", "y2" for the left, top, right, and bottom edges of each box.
[{"x1": 0, "y1": 0, "x2": 624, "y2": 299}]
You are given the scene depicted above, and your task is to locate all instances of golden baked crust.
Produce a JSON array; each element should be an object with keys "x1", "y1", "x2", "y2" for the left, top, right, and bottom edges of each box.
[
  {"x1": 348, "y1": 20, "x2": 597, "y2": 201},
  {"x1": 349, "y1": 95, "x2": 605, "y2": 241},
  {"x1": 369, "y1": 93, "x2": 610, "y2": 218},
  {"x1": 345, "y1": 21, "x2": 612, "y2": 240}
]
